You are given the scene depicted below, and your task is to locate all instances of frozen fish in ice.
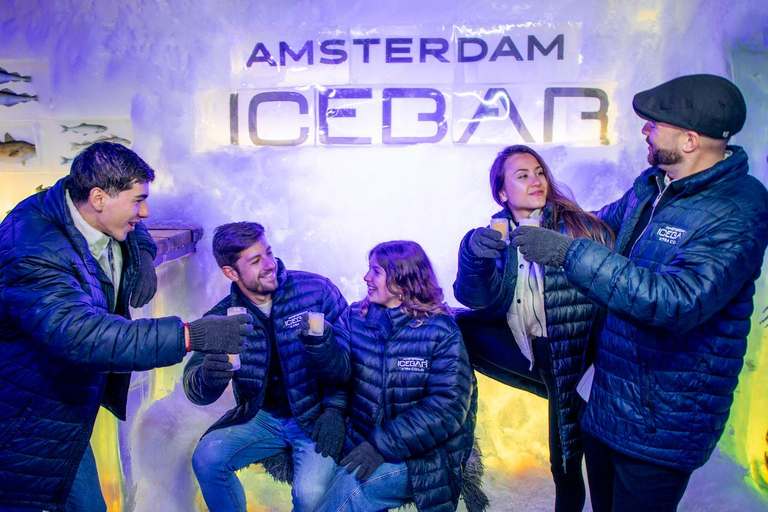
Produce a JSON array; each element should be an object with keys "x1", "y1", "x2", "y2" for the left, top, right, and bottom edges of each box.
[
  {"x1": 0, "y1": 133, "x2": 36, "y2": 165},
  {"x1": 70, "y1": 135, "x2": 131, "y2": 151},
  {"x1": 0, "y1": 67, "x2": 31, "y2": 85},
  {"x1": 60, "y1": 123, "x2": 108, "y2": 136},
  {"x1": 0, "y1": 88, "x2": 37, "y2": 107}
]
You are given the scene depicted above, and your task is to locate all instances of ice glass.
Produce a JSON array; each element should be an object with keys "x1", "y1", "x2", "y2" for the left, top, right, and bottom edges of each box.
[
  {"x1": 226, "y1": 306, "x2": 247, "y2": 371},
  {"x1": 307, "y1": 312, "x2": 325, "y2": 336},
  {"x1": 518, "y1": 217, "x2": 539, "y2": 227},
  {"x1": 490, "y1": 217, "x2": 510, "y2": 243}
]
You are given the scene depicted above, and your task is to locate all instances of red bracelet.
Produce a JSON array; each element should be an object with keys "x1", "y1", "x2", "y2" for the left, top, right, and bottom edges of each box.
[{"x1": 183, "y1": 322, "x2": 191, "y2": 352}]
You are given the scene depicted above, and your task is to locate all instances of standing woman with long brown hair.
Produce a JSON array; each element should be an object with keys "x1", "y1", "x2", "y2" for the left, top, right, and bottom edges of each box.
[{"x1": 453, "y1": 145, "x2": 613, "y2": 512}]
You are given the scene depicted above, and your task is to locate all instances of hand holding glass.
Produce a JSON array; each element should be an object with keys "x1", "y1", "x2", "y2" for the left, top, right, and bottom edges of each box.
[{"x1": 226, "y1": 307, "x2": 246, "y2": 370}]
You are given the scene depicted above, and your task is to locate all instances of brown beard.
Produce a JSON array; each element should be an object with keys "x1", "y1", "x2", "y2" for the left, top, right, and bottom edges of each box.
[{"x1": 649, "y1": 146, "x2": 683, "y2": 167}]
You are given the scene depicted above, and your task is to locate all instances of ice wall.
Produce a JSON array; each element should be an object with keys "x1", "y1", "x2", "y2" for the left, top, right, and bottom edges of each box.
[{"x1": 1, "y1": 0, "x2": 767, "y2": 510}]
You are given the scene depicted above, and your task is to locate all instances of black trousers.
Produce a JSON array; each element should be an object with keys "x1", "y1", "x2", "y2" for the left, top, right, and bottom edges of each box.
[
  {"x1": 457, "y1": 314, "x2": 586, "y2": 512},
  {"x1": 581, "y1": 430, "x2": 693, "y2": 512}
]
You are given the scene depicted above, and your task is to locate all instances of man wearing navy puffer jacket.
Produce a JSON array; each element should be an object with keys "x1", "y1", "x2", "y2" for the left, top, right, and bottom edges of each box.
[
  {"x1": 0, "y1": 143, "x2": 252, "y2": 512},
  {"x1": 184, "y1": 221, "x2": 348, "y2": 512},
  {"x1": 511, "y1": 74, "x2": 768, "y2": 512}
]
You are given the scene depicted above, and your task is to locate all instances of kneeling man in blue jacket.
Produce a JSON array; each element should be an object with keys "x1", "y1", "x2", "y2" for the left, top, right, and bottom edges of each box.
[
  {"x1": 511, "y1": 74, "x2": 768, "y2": 511},
  {"x1": 0, "y1": 142, "x2": 253, "y2": 511},
  {"x1": 183, "y1": 221, "x2": 348, "y2": 512}
]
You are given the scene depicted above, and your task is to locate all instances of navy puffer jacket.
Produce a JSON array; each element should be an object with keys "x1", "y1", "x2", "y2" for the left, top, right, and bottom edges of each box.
[
  {"x1": 453, "y1": 206, "x2": 604, "y2": 463},
  {"x1": 563, "y1": 146, "x2": 768, "y2": 471},
  {"x1": 183, "y1": 260, "x2": 348, "y2": 437},
  {"x1": 302, "y1": 302, "x2": 476, "y2": 512},
  {"x1": 0, "y1": 178, "x2": 187, "y2": 511}
]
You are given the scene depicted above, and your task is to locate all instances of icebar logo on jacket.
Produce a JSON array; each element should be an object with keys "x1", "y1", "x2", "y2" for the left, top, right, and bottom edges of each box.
[
  {"x1": 284, "y1": 312, "x2": 305, "y2": 329},
  {"x1": 397, "y1": 357, "x2": 430, "y2": 372},
  {"x1": 655, "y1": 225, "x2": 687, "y2": 245}
]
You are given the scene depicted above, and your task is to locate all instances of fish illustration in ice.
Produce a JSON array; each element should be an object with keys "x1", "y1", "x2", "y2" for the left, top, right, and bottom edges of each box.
[
  {"x1": 61, "y1": 123, "x2": 108, "y2": 136},
  {"x1": 60, "y1": 156, "x2": 74, "y2": 165},
  {"x1": 0, "y1": 133, "x2": 36, "y2": 165},
  {"x1": 70, "y1": 135, "x2": 131, "y2": 151},
  {"x1": 0, "y1": 67, "x2": 31, "y2": 84},
  {"x1": 0, "y1": 88, "x2": 37, "y2": 107}
]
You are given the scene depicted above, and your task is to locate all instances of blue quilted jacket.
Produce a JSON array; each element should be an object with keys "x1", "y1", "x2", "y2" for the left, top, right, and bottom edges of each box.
[
  {"x1": 301, "y1": 302, "x2": 477, "y2": 512},
  {"x1": 0, "y1": 178, "x2": 187, "y2": 510},
  {"x1": 183, "y1": 260, "x2": 348, "y2": 437},
  {"x1": 453, "y1": 206, "x2": 604, "y2": 463},
  {"x1": 564, "y1": 146, "x2": 768, "y2": 471}
]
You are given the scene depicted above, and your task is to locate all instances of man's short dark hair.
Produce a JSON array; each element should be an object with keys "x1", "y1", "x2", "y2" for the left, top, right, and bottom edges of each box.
[
  {"x1": 212, "y1": 222, "x2": 266, "y2": 268},
  {"x1": 67, "y1": 142, "x2": 156, "y2": 204}
]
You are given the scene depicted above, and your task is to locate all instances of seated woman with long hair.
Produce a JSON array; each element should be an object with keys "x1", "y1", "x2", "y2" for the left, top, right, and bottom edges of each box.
[
  {"x1": 453, "y1": 145, "x2": 614, "y2": 512},
  {"x1": 298, "y1": 240, "x2": 477, "y2": 512}
]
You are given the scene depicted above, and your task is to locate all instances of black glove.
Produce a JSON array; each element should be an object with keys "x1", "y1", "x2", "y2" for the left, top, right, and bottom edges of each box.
[
  {"x1": 311, "y1": 408, "x2": 346, "y2": 459},
  {"x1": 510, "y1": 225, "x2": 573, "y2": 267},
  {"x1": 340, "y1": 441, "x2": 384, "y2": 481},
  {"x1": 468, "y1": 227, "x2": 508, "y2": 259},
  {"x1": 298, "y1": 312, "x2": 330, "y2": 345},
  {"x1": 130, "y1": 250, "x2": 158, "y2": 308},
  {"x1": 201, "y1": 353, "x2": 234, "y2": 388},
  {"x1": 188, "y1": 314, "x2": 253, "y2": 353}
]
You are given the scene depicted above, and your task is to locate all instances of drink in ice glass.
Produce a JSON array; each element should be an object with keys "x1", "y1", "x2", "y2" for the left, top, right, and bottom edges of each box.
[
  {"x1": 490, "y1": 217, "x2": 510, "y2": 243},
  {"x1": 517, "y1": 217, "x2": 540, "y2": 227},
  {"x1": 226, "y1": 306, "x2": 247, "y2": 371},
  {"x1": 307, "y1": 312, "x2": 325, "y2": 336}
]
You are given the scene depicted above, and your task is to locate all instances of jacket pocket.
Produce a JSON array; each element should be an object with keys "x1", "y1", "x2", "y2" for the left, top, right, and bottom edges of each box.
[
  {"x1": 642, "y1": 364, "x2": 657, "y2": 434},
  {"x1": 0, "y1": 405, "x2": 33, "y2": 451}
]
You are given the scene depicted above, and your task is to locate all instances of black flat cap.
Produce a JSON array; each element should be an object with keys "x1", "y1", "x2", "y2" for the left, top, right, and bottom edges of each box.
[{"x1": 633, "y1": 74, "x2": 746, "y2": 139}]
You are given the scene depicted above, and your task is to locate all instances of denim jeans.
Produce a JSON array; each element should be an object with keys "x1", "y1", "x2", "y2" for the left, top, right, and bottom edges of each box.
[
  {"x1": 314, "y1": 460, "x2": 412, "y2": 512},
  {"x1": 64, "y1": 444, "x2": 107, "y2": 512},
  {"x1": 192, "y1": 409, "x2": 336, "y2": 512}
]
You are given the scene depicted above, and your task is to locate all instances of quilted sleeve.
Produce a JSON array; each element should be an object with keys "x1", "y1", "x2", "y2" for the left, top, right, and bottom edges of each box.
[{"x1": 0, "y1": 245, "x2": 186, "y2": 372}]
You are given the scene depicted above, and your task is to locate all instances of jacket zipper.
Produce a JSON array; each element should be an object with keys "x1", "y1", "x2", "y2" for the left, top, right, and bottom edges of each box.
[
  {"x1": 628, "y1": 176, "x2": 670, "y2": 258},
  {"x1": 643, "y1": 363, "x2": 657, "y2": 433}
]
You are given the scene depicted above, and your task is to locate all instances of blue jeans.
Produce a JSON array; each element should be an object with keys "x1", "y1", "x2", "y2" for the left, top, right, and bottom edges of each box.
[
  {"x1": 314, "y1": 461, "x2": 412, "y2": 512},
  {"x1": 192, "y1": 410, "x2": 336, "y2": 512},
  {"x1": 64, "y1": 444, "x2": 107, "y2": 512}
]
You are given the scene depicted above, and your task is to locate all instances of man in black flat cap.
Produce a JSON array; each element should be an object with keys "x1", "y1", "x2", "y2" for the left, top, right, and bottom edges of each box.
[{"x1": 510, "y1": 74, "x2": 768, "y2": 511}]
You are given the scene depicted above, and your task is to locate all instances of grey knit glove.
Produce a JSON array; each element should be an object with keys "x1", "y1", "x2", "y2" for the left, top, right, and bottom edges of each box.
[
  {"x1": 188, "y1": 314, "x2": 252, "y2": 353},
  {"x1": 311, "y1": 408, "x2": 346, "y2": 459},
  {"x1": 341, "y1": 441, "x2": 385, "y2": 481},
  {"x1": 201, "y1": 353, "x2": 234, "y2": 388},
  {"x1": 510, "y1": 226, "x2": 573, "y2": 267},
  {"x1": 468, "y1": 227, "x2": 508, "y2": 259},
  {"x1": 130, "y1": 250, "x2": 158, "y2": 308}
]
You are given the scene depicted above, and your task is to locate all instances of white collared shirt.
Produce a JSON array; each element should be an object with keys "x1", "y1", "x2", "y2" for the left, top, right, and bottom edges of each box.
[
  {"x1": 506, "y1": 209, "x2": 547, "y2": 370},
  {"x1": 65, "y1": 190, "x2": 122, "y2": 302}
]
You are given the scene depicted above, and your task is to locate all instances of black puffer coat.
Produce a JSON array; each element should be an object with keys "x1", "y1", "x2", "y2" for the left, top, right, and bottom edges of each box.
[
  {"x1": 564, "y1": 147, "x2": 768, "y2": 471},
  {"x1": 183, "y1": 260, "x2": 348, "y2": 437},
  {"x1": 453, "y1": 206, "x2": 604, "y2": 462},
  {"x1": 0, "y1": 178, "x2": 187, "y2": 511},
  {"x1": 302, "y1": 302, "x2": 476, "y2": 512}
]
